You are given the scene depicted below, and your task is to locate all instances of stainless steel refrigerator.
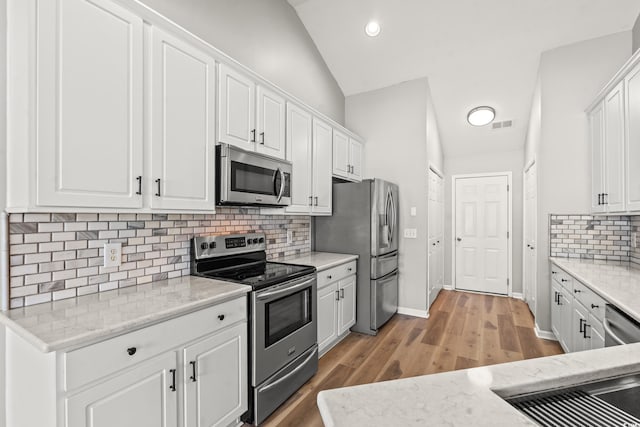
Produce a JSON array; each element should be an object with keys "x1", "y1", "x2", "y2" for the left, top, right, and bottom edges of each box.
[{"x1": 315, "y1": 178, "x2": 399, "y2": 335}]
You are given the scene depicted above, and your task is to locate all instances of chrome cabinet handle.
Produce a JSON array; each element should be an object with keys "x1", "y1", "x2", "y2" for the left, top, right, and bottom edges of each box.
[{"x1": 583, "y1": 323, "x2": 591, "y2": 339}]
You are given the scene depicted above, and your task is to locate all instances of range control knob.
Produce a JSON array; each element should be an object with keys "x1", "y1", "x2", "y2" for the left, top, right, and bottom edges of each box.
[
  {"x1": 252, "y1": 238, "x2": 259, "y2": 244},
  {"x1": 200, "y1": 242, "x2": 208, "y2": 250},
  {"x1": 209, "y1": 242, "x2": 216, "y2": 249},
  {"x1": 259, "y1": 237, "x2": 265, "y2": 244}
]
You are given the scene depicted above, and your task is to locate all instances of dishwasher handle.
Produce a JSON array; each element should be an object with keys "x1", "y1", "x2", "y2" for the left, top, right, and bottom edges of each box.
[{"x1": 603, "y1": 319, "x2": 627, "y2": 345}]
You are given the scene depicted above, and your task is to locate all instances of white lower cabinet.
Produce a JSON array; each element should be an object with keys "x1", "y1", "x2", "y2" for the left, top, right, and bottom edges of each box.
[
  {"x1": 5, "y1": 297, "x2": 248, "y2": 427},
  {"x1": 550, "y1": 263, "x2": 606, "y2": 353},
  {"x1": 66, "y1": 352, "x2": 179, "y2": 427},
  {"x1": 183, "y1": 323, "x2": 247, "y2": 427},
  {"x1": 317, "y1": 261, "x2": 357, "y2": 355}
]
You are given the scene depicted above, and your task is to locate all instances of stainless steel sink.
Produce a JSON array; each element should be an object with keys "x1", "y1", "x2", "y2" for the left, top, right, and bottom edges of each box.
[{"x1": 506, "y1": 374, "x2": 640, "y2": 426}]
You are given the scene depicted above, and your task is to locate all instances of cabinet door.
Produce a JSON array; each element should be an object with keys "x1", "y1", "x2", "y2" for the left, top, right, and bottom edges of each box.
[
  {"x1": 589, "y1": 318, "x2": 605, "y2": 350},
  {"x1": 150, "y1": 28, "x2": 216, "y2": 211},
  {"x1": 551, "y1": 281, "x2": 562, "y2": 343},
  {"x1": 255, "y1": 86, "x2": 286, "y2": 159},
  {"x1": 312, "y1": 118, "x2": 333, "y2": 215},
  {"x1": 349, "y1": 138, "x2": 363, "y2": 181},
  {"x1": 559, "y1": 286, "x2": 573, "y2": 352},
  {"x1": 338, "y1": 275, "x2": 357, "y2": 335},
  {"x1": 36, "y1": 0, "x2": 144, "y2": 208},
  {"x1": 184, "y1": 323, "x2": 247, "y2": 427},
  {"x1": 317, "y1": 282, "x2": 339, "y2": 354},
  {"x1": 604, "y1": 82, "x2": 625, "y2": 212},
  {"x1": 285, "y1": 103, "x2": 313, "y2": 214},
  {"x1": 218, "y1": 64, "x2": 255, "y2": 150},
  {"x1": 332, "y1": 129, "x2": 350, "y2": 179},
  {"x1": 66, "y1": 352, "x2": 178, "y2": 427},
  {"x1": 589, "y1": 102, "x2": 605, "y2": 213},
  {"x1": 571, "y1": 301, "x2": 589, "y2": 352},
  {"x1": 625, "y1": 62, "x2": 640, "y2": 211}
]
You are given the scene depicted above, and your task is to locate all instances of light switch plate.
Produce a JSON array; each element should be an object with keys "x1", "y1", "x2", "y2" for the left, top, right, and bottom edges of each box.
[
  {"x1": 410, "y1": 207, "x2": 417, "y2": 216},
  {"x1": 287, "y1": 230, "x2": 293, "y2": 245},
  {"x1": 404, "y1": 228, "x2": 417, "y2": 239},
  {"x1": 104, "y1": 243, "x2": 122, "y2": 267},
  {"x1": 633, "y1": 232, "x2": 638, "y2": 249}
]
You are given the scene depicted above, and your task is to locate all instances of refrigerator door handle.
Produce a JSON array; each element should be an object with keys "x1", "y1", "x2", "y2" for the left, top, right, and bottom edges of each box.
[{"x1": 389, "y1": 190, "x2": 397, "y2": 244}]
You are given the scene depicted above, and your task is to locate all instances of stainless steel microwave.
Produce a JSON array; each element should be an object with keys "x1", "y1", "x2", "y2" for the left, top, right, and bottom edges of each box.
[{"x1": 216, "y1": 144, "x2": 292, "y2": 206}]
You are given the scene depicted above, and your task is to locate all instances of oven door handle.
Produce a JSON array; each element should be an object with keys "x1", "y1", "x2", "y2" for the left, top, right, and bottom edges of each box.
[
  {"x1": 603, "y1": 319, "x2": 627, "y2": 345},
  {"x1": 256, "y1": 278, "x2": 314, "y2": 300},
  {"x1": 259, "y1": 346, "x2": 318, "y2": 393}
]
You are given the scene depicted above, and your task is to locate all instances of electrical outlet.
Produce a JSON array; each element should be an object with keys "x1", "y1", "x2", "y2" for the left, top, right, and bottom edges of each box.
[
  {"x1": 104, "y1": 243, "x2": 122, "y2": 267},
  {"x1": 410, "y1": 207, "x2": 417, "y2": 216},
  {"x1": 632, "y1": 232, "x2": 638, "y2": 249},
  {"x1": 287, "y1": 230, "x2": 293, "y2": 245},
  {"x1": 403, "y1": 228, "x2": 417, "y2": 239}
]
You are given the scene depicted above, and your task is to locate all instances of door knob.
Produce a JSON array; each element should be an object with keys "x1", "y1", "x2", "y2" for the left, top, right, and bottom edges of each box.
[{"x1": 456, "y1": 237, "x2": 462, "y2": 242}]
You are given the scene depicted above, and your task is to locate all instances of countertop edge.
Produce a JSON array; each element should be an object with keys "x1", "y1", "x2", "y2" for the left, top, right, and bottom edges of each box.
[
  {"x1": 278, "y1": 252, "x2": 359, "y2": 272},
  {"x1": 0, "y1": 285, "x2": 251, "y2": 353}
]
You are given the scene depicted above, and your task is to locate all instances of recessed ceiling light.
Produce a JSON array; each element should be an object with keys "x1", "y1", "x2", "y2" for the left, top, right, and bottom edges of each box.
[
  {"x1": 467, "y1": 106, "x2": 496, "y2": 126},
  {"x1": 365, "y1": 21, "x2": 381, "y2": 37}
]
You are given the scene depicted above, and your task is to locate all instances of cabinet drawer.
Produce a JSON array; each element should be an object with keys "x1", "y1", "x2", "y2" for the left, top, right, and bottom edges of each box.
[
  {"x1": 317, "y1": 261, "x2": 357, "y2": 289},
  {"x1": 589, "y1": 314, "x2": 605, "y2": 339},
  {"x1": 551, "y1": 267, "x2": 573, "y2": 291},
  {"x1": 64, "y1": 296, "x2": 246, "y2": 391}
]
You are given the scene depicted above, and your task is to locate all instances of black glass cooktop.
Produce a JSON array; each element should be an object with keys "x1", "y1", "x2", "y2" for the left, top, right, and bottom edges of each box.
[{"x1": 200, "y1": 261, "x2": 315, "y2": 290}]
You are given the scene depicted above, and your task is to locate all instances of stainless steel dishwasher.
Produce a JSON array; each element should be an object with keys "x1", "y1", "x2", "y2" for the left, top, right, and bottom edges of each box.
[{"x1": 604, "y1": 304, "x2": 640, "y2": 346}]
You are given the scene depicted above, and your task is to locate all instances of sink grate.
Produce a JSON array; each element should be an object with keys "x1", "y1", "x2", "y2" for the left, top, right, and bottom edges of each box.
[{"x1": 509, "y1": 389, "x2": 640, "y2": 427}]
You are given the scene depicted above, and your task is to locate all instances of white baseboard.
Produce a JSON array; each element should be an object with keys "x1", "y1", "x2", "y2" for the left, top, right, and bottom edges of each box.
[
  {"x1": 443, "y1": 284, "x2": 454, "y2": 290},
  {"x1": 397, "y1": 307, "x2": 429, "y2": 319},
  {"x1": 534, "y1": 323, "x2": 557, "y2": 341},
  {"x1": 512, "y1": 292, "x2": 524, "y2": 300}
]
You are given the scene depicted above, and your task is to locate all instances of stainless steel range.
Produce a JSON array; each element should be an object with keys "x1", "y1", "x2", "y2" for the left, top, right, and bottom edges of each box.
[{"x1": 191, "y1": 233, "x2": 318, "y2": 425}]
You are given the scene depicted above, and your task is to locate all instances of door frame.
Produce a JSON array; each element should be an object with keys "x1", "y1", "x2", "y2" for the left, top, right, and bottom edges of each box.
[
  {"x1": 451, "y1": 172, "x2": 513, "y2": 296},
  {"x1": 427, "y1": 163, "x2": 444, "y2": 312},
  {"x1": 522, "y1": 160, "x2": 537, "y2": 313}
]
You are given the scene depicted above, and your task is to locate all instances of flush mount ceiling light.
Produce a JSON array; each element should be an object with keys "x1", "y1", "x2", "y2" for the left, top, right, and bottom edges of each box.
[
  {"x1": 467, "y1": 106, "x2": 496, "y2": 127},
  {"x1": 365, "y1": 21, "x2": 381, "y2": 37}
]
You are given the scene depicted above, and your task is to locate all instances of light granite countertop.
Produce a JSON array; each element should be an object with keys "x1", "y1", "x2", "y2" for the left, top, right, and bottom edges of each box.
[
  {"x1": 550, "y1": 257, "x2": 640, "y2": 323},
  {"x1": 318, "y1": 342, "x2": 640, "y2": 426},
  {"x1": 0, "y1": 276, "x2": 251, "y2": 353},
  {"x1": 279, "y1": 251, "x2": 358, "y2": 271}
]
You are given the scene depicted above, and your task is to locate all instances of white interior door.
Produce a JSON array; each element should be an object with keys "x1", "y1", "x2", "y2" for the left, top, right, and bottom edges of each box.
[
  {"x1": 523, "y1": 163, "x2": 537, "y2": 314},
  {"x1": 455, "y1": 175, "x2": 509, "y2": 295}
]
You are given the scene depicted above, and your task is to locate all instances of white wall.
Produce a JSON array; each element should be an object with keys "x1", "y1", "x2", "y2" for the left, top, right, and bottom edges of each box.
[
  {"x1": 138, "y1": 0, "x2": 345, "y2": 124},
  {"x1": 634, "y1": 13, "x2": 640, "y2": 53},
  {"x1": 346, "y1": 78, "x2": 443, "y2": 313},
  {"x1": 0, "y1": 0, "x2": 6, "y2": 423},
  {"x1": 444, "y1": 149, "x2": 524, "y2": 294},
  {"x1": 530, "y1": 31, "x2": 631, "y2": 332},
  {"x1": 524, "y1": 73, "x2": 541, "y2": 167},
  {"x1": 426, "y1": 84, "x2": 445, "y2": 172}
]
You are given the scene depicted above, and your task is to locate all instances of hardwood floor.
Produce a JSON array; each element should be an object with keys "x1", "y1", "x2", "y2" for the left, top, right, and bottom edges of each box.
[{"x1": 259, "y1": 290, "x2": 563, "y2": 427}]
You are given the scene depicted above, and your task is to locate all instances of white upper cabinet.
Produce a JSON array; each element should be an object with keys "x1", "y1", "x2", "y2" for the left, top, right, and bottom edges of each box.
[
  {"x1": 282, "y1": 103, "x2": 332, "y2": 216},
  {"x1": 256, "y1": 86, "x2": 286, "y2": 159},
  {"x1": 332, "y1": 130, "x2": 363, "y2": 182},
  {"x1": 625, "y1": 61, "x2": 640, "y2": 211},
  {"x1": 36, "y1": 0, "x2": 144, "y2": 208},
  {"x1": 286, "y1": 103, "x2": 314, "y2": 214},
  {"x1": 349, "y1": 138, "x2": 363, "y2": 181},
  {"x1": 218, "y1": 64, "x2": 256, "y2": 151},
  {"x1": 312, "y1": 118, "x2": 333, "y2": 215},
  {"x1": 604, "y1": 82, "x2": 625, "y2": 212},
  {"x1": 589, "y1": 101, "x2": 605, "y2": 213},
  {"x1": 150, "y1": 27, "x2": 216, "y2": 211},
  {"x1": 218, "y1": 64, "x2": 286, "y2": 159},
  {"x1": 332, "y1": 129, "x2": 350, "y2": 178}
]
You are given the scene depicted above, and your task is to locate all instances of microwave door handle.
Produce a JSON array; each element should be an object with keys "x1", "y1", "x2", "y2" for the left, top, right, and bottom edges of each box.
[{"x1": 276, "y1": 168, "x2": 285, "y2": 203}]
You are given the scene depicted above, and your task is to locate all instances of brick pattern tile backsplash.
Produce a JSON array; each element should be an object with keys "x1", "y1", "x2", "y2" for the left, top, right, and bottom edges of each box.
[
  {"x1": 630, "y1": 217, "x2": 640, "y2": 265},
  {"x1": 8, "y1": 208, "x2": 311, "y2": 308},
  {"x1": 549, "y1": 215, "x2": 631, "y2": 262}
]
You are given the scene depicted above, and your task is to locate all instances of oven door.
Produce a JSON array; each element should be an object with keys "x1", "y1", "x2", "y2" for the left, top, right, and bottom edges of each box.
[
  {"x1": 252, "y1": 274, "x2": 317, "y2": 386},
  {"x1": 217, "y1": 144, "x2": 291, "y2": 206}
]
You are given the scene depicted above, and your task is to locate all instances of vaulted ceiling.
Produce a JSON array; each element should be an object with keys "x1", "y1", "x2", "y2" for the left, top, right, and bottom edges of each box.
[{"x1": 288, "y1": 0, "x2": 640, "y2": 157}]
